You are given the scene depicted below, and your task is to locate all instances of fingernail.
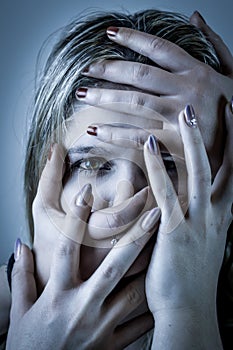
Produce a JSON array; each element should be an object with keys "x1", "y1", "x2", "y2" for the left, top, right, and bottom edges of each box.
[
  {"x1": 14, "y1": 238, "x2": 22, "y2": 261},
  {"x1": 75, "y1": 87, "x2": 88, "y2": 99},
  {"x1": 76, "y1": 183, "x2": 92, "y2": 206},
  {"x1": 141, "y1": 208, "x2": 161, "y2": 231},
  {"x1": 107, "y1": 26, "x2": 119, "y2": 37},
  {"x1": 194, "y1": 11, "x2": 206, "y2": 24},
  {"x1": 184, "y1": 105, "x2": 197, "y2": 128},
  {"x1": 87, "y1": 125, "x2": 98, "y2": 136},
  {"x1": 48, "y1": 144, "x2": 54, "y2": 161},
  {"x1": 147, "y1": 135, "x2": 159, "y2": 155}
]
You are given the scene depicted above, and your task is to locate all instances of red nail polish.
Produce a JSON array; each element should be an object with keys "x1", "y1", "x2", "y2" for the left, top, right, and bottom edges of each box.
[
  {"x1": 87, "y1": 126, "x2": 98, "y2": 136},
  {"x1": 76, "y1": 87, "x2": 88, "y2": 99},
  {"x1": 107, "y1": 26, "x2": 119, "y2": 37}
]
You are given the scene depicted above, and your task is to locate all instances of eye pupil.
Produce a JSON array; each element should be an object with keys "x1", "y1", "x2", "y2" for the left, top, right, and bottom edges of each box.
[{"x1": 82, "y1": 158, "x2": 105, "y2": 170}]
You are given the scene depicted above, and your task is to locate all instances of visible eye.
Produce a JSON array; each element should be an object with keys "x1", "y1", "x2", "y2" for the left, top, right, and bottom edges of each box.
[
  {"x1": 79, "y1": 158, "x2": 104, "y2": 171},
  {"x1": 69, "y1": 157, "x2": 114, "y2": 177}
]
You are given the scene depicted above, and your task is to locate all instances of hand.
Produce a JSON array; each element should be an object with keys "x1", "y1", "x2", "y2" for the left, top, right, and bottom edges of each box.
[
  {"x1": 33, "y1": 144, "x2": 155, "y2": 290},
  {"x1": 144, "y1": 103, "x2": 233, "y2": 349},
  {"x1": 77, "y1": 23, "x2": 233, "y2": 174},
  {"x1": 6, "y1": 186, "x2": 160, "y2": 350}
]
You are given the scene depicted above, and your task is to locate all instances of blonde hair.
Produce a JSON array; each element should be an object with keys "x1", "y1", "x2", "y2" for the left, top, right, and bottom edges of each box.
[
  {"x1": 25, "y1": 9, "x2": 220, "y2": 237},
  {"x1": 24, "y1": 9, "x2": 232, "y2": 348}
]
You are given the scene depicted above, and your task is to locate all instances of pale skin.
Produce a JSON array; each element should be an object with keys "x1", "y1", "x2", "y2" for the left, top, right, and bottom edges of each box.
[
  {"x1": 6, "y1": 103, "x2": 233, "y2": 349},
  {"x1": 79, "y1": 11, "x2": 233, "y2": 175},
  {"x1": 1, "y1": 10, "x2": 233, "y2": 349}
]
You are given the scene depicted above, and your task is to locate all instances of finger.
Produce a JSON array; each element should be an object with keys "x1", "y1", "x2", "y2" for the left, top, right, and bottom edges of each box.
[
  {"x1": 76, "y1": 87, "x2": 174, "y2": 122},
  {"x1": 115, "y1": 312, "x2": 154, "y2": 349},
  {"x1": 86, "y1": 186, "x2": 155, "y2": 241},
  {"x1": 83, "y1": 60, "x2": 181, "y2": 95},
  {"x1": 87, "y1": 207, "x2": 160, "y2": 302},
  {"x1": 106, "y1": 273, "x2": 146, "y2": 324},
  {"x1": 178, "y1": 105, "x2": 211, "y2": 216},
  {"x1": 86, "y1": 124, "x2": 185, "y2": 162},
  {"x1": 212, "y1": 102, "x2": 233, "y2": 211},
  {"x1": 33, "y1": 143, "x2": 65, "y2": 213},
  {"x1": 11, "y1": 240, "x2": 37, "y2": 321},
  {"x1": 144, "y1": 134, "x2": 183, "y2": 232},
  {"x1": 49, "y1": 184, "x2": 93, "y2": 289},
  {"x1": 190, "y1": 11, "x2": 233, "y2": 75},
  {"x1": 86, "y1": 124, "x2": 159, "y2": 149},
  {"x1": 87, "y1": 124, "x2": 150, "y2": 149},
  {"x1": 106, "y1": 27, "x2": 197, "y2": 72}
]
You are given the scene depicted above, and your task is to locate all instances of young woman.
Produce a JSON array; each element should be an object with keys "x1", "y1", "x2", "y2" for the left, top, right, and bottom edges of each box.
[{"x1": 1, "y1": 9, "x2": 233, "y2": 349}]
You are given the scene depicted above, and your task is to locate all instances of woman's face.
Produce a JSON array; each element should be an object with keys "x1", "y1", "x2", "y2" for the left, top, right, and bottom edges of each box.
[{"x1": 61, "y1": 105, "x2": 186, "y2": 280}]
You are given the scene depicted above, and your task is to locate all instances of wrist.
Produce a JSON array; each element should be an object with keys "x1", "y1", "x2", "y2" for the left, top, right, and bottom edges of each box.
[{"x1": 152, "y1": 307, "x2": 223, "y2": 350}]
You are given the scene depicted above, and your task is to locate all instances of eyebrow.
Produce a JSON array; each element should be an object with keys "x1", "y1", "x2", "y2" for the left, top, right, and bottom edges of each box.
[{"x1": 68, "y1": 145, "x2": 112, "y2": 157}]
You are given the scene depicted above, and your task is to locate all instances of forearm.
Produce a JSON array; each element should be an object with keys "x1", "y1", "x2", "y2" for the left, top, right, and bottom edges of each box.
[
  {"x1": 0, "y1": 265, "x2": 11, "y2": 336},
  {"x1": 151, "y1": 308, "x2": 223, "y2": 350}
]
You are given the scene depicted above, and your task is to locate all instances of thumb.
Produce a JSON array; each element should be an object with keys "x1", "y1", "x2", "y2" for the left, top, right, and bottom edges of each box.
[{"x1": 10, "y1": 239, "x2": 37, "y2": 321}]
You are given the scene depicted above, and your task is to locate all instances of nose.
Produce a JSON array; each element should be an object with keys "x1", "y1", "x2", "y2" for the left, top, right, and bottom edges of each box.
[
  {"x1": 111, "y1": 159, "x2": 148, "y2": 206},
  {"x1": 91, "y1": 158, "x2": 148, "y2": 211}
]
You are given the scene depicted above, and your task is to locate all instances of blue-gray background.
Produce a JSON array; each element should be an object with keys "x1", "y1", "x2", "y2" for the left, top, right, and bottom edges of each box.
[{"x1": 0, "y1": 0, "x2": 232, "y2": 264}]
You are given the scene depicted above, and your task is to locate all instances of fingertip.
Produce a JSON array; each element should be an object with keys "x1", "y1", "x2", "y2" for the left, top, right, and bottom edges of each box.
[
  {"x1": 13, "y1": 241, "x2": 34, "y2": 272},
  {"x1": 183, "y1": 105, "x2": 198, "y2": 129},
  {"x1": 144, "y1": 134, "x2": 160, "y2": 156},
  {"x1": 72, "y1": 183, "x2": 93, "y2": 216},
  {"x1": 190, "y1": 11, "x2": 206, "y2": 25}
]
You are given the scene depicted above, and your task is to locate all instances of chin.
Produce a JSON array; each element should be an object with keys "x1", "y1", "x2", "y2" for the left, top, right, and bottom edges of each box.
[{"x1": 79, "y1": 233, "x2": 157, "y2": 281}]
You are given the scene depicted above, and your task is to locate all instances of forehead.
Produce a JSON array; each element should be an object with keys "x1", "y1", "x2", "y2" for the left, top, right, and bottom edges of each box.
[{"x1": 63, "y1": 105, "x2": 184, "y2": 159}]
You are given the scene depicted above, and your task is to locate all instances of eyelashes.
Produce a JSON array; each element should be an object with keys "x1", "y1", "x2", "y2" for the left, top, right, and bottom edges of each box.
[
  {"x1": 68, "y1": 157, "x2": 114, "y2": 178},
  {"x1": 66, "y1": 153, "x2": 178, "y2": 180}
]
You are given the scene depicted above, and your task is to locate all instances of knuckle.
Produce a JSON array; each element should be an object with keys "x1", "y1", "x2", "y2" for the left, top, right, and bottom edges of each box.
[
  {"x1": 57, "y1": 239, "x2": 76, "y2": 258},
  {"x1": 100, "y1": 61, "x2": 107, "y2": 75},
  {"x1": 102, "y1": 263, "x2": 123, "y2": 280},
  {"x1": 149, "y1": 36, "x2": 167, "y2": 52},
  {"x1": 126, "y1": 284, "x2": 142, "y2": 305},
  {"x1": 131, "y1": 92, "x2": 146, "y2": 108},
  {"x1": 132, "y1": 63, "x2": 150, "y2": 81}
]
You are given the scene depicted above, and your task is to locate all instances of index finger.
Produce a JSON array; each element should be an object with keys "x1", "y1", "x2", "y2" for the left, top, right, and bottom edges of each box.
[
  {"x1": 87, "y1": 207, "x2": 160, "y2": 302},
  {"x1": 49, "y1": 184, "x2": 93, "y2": 289},
  {"x1": 107, "y1": 27, "x2": 197, "y2": 72}
]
